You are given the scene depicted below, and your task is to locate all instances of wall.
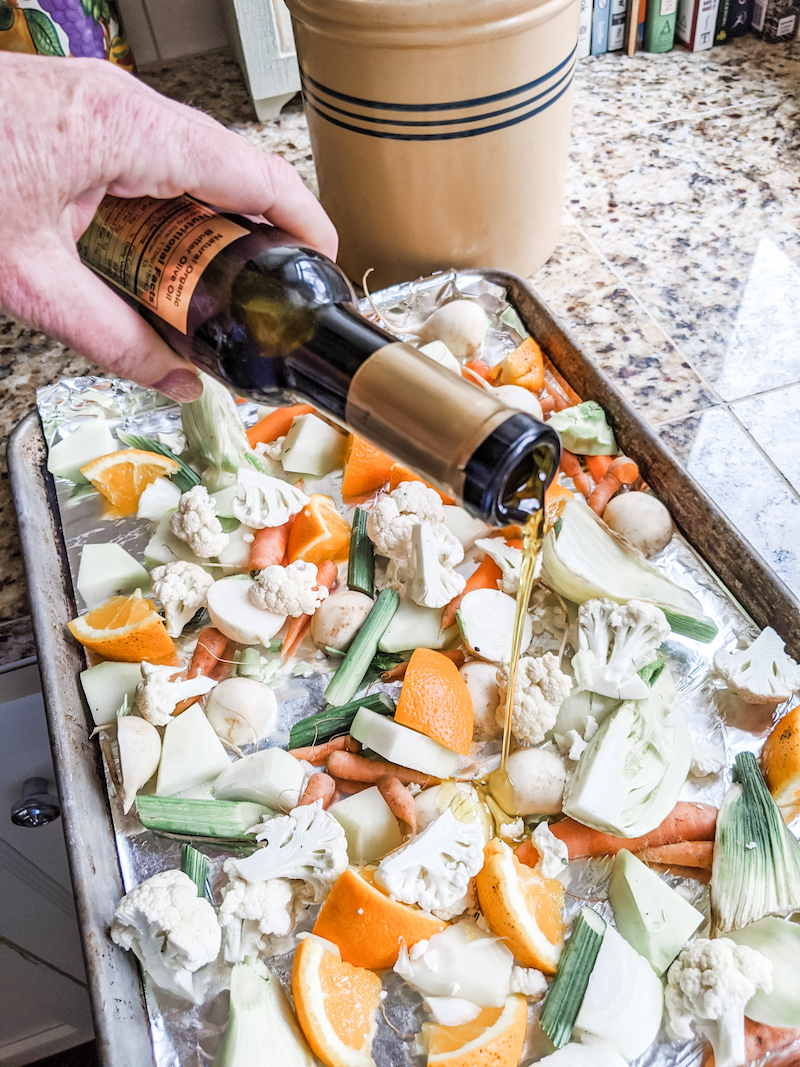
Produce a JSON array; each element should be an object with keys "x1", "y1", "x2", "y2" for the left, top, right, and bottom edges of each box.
[{"x1": 116, "y1": 0, "x2": 229, "y2": 66}]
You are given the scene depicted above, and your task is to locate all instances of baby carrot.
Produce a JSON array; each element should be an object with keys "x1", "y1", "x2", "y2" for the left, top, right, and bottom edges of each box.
[
  {"x1": 298, "y1": 772, "x2": 336, "y2": 809},
  {"x1": 585, "y1": 454, "x2": 614, "y2": 484},
  {"x1": 462, "y1": 359, "x2": 494, "y2": 383},
  {"x1": 246, "y1": 404, "x2": 314, "y2": 448},
  {"x1": 634, "y1": 840, "x2": 714, "y2": 871},
  {"x1": 281, "y1": 559, "x2": 338, "y2": 661},
  {"x1": 173, "y1": 627, "x2": 229, "y2": 714},
  {"x1": 289, "y1": 735, "x2": 349, "y2": 765},
  {"x1": 441, "y1": 555, "x2": 503, "y2": 630},
  {"x1": 327, "y1": 750, "x2": 441, "y2": 788},
  {"x1": 248, "y1": 517, "x2": 294, "y2": 571},
  {"x1": 377, "y1": 775, "x2": 418, "y2": 833},
  {"x1": 559, "y1": 450, "x2": 593, "y2": 498},
  {"x1": 588, "y1": 455, "x2": 639, "y2": 515}
]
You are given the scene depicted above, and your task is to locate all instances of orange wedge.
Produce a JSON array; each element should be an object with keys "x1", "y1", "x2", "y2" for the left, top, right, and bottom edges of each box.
[
  {"x1": 286, "y1": 493, "x2": 351, "y2": 564},
  {"x1": 495, "y1": 336, "x2": 545, "y2": 393},
  {"x1": 544, "y1": 482, "x2": 574, "y2": 530},
  {"x1": 67, "y1": 591, "x2": 175, "y2": 662},
  {"x1": 292, "y1": 935, "x2": 382, "y2": 1067},
  {"x1": 423, "y1": 995, "x2": 528, "y2": 1067},
  {"x1": 475, "y1": 839, "x2": 565, "y2": 974},
  {"x1": 395, "y1": 648, "x2": 473, "y2": 755},
  {"x1": 313, "y1": 867, "x2": 447, "y2": 970},
  {"x1": 80, "y1": 449, "x2": 180, "y2": 515},
  {"x1": 342, "y1": 434, "x2": 394, "y2": 498},
  {"x1": 388, "y1": 465, "x2": 455, "y2": 505}
]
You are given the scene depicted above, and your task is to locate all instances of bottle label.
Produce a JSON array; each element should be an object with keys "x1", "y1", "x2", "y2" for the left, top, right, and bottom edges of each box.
[{"x1": 77, "y1": 195, "x2": 248, "y2": 333}]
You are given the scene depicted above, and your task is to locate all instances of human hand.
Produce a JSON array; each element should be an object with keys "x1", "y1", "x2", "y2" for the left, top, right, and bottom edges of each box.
[{"x1": 0, "y1": 54, "x2": 338, "y2": 402}]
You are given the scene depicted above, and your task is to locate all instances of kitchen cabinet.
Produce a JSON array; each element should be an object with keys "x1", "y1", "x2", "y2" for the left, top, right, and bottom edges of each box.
[{"x1": 0, "y1": 672, "x2": 94, "y2": 1065}]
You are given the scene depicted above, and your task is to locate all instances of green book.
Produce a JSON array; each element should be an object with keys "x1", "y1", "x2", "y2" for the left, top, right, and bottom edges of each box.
[{"x1": 644, "y1": 0, "x2": 678, "y2": 48}]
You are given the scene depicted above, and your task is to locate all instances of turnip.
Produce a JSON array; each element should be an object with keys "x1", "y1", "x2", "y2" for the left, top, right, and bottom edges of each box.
[
  {"x1": 310, "y1": 590, "x2": 374, "y2": 651},
  {"x1": 459, "y1": 661, "x2": 501, "y2": 741},
  {"x1": 205, "y1": 677, "x2": 278, "y2": 747},
  {"x1": 416, "y1": 299, "x2": 488, "y2": 361},
  {"x1": 207, "y1": 577, "x2": 286, "y2": 645},
  {"x1": 118, "y1": 715, "x2": 161, "y2": 814},
  {"x1": 505, "y1": 748, "x2": 566, "y2": 815},
  {"x1": 493, "y1": 384, "x2": 543, "y2": 421},
  {"x1": 602, "y1": 492, "x2": 673, "y2": 558},
  {"x1": 457, "y1": 588, "x2": 532, "y2": 663}
]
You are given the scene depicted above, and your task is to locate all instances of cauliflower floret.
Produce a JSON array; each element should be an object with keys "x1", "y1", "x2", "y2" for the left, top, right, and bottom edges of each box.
[
  {"x1": 366, "y1": 481, "x2": 445, "y2": 560},
  {"x1": 498, "y1": 816, "x2": 525, "y2": 841},
  {"x1": 232, "y1": 467, "x2": 309, "y2": 529},
  {"x1": 248, "y1": 560, "x2": 329, "y2": 618},
  {"x1": 665, "y1": 937, "x2": 772, "y2": 1067},
  {"x1": 572, "y1": 598, "x2": 670, "y2": 701},
  {"x1": 150, "y1": 561, "x2": 213, "y2": 637},
  {"x1": 169, "y1": 485, "x2": 229, "y2": 559},
  {"x1": 690, "y1": 740, "x2": 725, "y2": 778},
  {"x1": 473, "y1": 538, "x2": 523, "y2": 596},
  {"x1": 110, "y1": 869, "x2": 221, "y2": 1003},
  {"x1": 531, "y1": 822, "x2": 569, "y2": 879},
  {"x1": 714, "y1": 626, "x2": 800, "y2": 705},
  {"x1": 374, "y1": 795, "x2": 486, "y2": 920},
  {"x1": 555, "y1": 729, "x2": 589, "y2": 762},
  {"x1": 255, "y1": 436, "x2": 286, "y2": 463},
  {"x1": 509, "y1": 965, "x2": 548, "y2": 999},
  {"x1": 134, "y1": 661, "x2": 218, "y2": 726},
  {"x1": 230, "y1": 801, "x2": 347, "y2": 903},
  {"x1": 218, "y1": 860, "x2": 296, "y2": 963},
  {"x1": 495, "y1": 653, "x2": 572, "y2": 746},
  {"x1": 386, "y1": 520, "x2": 466, "y2": 609}
]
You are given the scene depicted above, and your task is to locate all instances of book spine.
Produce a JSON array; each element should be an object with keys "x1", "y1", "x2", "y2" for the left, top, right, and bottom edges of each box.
[
  {"x1": 676, "y1": 0, "x2": 720, "y2": 45},
  {"x1": 609, "y1": 0, "x2": 629, "y2": 47},
  {"x1": 714, "y1": 0, "x2": 731, "y2": 40},
  {"x1": 752, "y1": 0, "x2": 799, "y2": 38},
  {"x1": 675, "y1": 0, "x2": 697, "y2": 43},
  {"x1": 591, "y1": 0, "x2": 612, "y2": 52},
  {"x1": 726, "y1": 0, "x2": 754, "y2": 35},
  {"x1": 578, "y1": 0, "x2": 593, "y2": 56},
  {"x1": 644, "y1": 0, "x2": 678, "y2": 48}
]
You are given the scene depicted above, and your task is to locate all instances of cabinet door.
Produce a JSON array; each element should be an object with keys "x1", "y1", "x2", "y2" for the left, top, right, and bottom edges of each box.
[{"x1": 0, "y1": 687, "x2": 94, "y2": 1063}]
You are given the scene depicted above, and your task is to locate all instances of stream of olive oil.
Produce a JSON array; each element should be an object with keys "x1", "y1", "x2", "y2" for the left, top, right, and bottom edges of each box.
[{"x1": 484, "y1": 501, "x2": 546, "y2": 816}]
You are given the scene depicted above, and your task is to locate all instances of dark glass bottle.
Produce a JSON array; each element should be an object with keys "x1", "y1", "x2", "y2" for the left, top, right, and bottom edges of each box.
[{"x1": 77, "y1": 194, "x2": 560, "y2": 525}]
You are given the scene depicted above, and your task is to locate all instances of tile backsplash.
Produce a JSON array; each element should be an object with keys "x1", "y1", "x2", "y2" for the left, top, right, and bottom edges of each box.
[{"x1": 117, "y1": 0, "x2": 228, "y2": 66}]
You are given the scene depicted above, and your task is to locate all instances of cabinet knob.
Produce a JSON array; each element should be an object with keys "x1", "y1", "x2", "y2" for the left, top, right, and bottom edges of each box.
[{"x1": 10, "y1": 777, "x2": 61, "y2": 827}]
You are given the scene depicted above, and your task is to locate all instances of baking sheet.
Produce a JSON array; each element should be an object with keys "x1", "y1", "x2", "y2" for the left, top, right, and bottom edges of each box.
[{"x1": 24, "y1": 271, "x2": 800, "y2": 1067}]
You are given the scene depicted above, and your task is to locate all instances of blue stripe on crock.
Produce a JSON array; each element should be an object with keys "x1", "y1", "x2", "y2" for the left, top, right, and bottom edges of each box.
[
  {"x1": 299, "y1": 60, "x2": 575, "y2": 129},
  {"x1": 302, "y1": 70, "x2": 574, "y2": 141},
  {"x1": 299, "y1": 44, "x2": 577, "y2": 113}
]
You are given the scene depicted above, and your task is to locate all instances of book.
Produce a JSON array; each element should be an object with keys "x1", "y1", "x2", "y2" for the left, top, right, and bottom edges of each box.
[
  {"x1": 623, "y1": 0, "x2": 643, "y2": 52},
  {"x1": 644, "y1": 0, "x2": 678, "y2": 48},
  {"x1": 578, "y1": 0, "x2": 593, "y2": 57},
  {"x1": 676, "y1": 0, "x2": 721, "y2": 48},
  {"x1": 591, "y1": 0, "x2": 612, "y2": 52},
  {"x1": 714, "y1": 0, "x2": 753, "y2": 41},
  {"x1": 752, "y1": 0, "x2": 799, "y2": 38},
  {"x1": 609, "y1": 0, "x2": 629, "y2": 47}
]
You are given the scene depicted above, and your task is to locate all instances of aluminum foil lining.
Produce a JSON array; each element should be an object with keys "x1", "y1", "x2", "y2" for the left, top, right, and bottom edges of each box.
[{"x1": 36, "y1": 274, "x2": 800, "y2": 1067}]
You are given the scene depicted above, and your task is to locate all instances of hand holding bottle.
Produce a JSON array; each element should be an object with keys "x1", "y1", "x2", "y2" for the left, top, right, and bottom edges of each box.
[{"x1": 0, "y1": 53, "x2": 337, "y2": 401}]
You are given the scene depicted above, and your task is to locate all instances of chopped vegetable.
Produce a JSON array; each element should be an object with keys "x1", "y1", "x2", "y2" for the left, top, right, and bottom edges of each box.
[
  {"x1": 47, "y1": 420, "x2": 116, "y2": 483},
  {"x1": 394, "y1": 919, "x2": 513, "y2": 1007},
  {"x1": 665, "y1": 937, "x2": 773, "y2": 1067},
  {"x1": 329, "y1": 785, "x2": 404, "y2": 863},
  {"x1": 726, "y1": 917, "x2": 800, "y2": 1028},
  {"x1": 547, "y1": 401, "x2": 618, "y2": 456},
  {"x1": 562, "y1": 666, "x2": 693, "y2": 838},
  {"x1": 571, "y1": 598, "x2": 670, "y2": 701},
  {"x1": 248, "y1": 516, "x2": 293, "y2": 571},
  {"x1": 542, "y1": 499, "x2": 717, "y2": 641},
  {"x1": 156, "y1": 703, "x2": 231, "y2": 797},
  {"x1": 457, "y1": 587, "x2": 533, "y2": 663},
  {"x1": 214, "y1": 746, "x2": 306, "y2": 810},
  {"x1": 714, "y1": 626, "x2": 800, "y2": 705},
  {"x1": 288, "y1": 692, "x2": 395, "y2": 750},
  {"x1": 150, "y1": 561, "x2": 214, "y2": 638},
  {"x1": 419, "y1": 338, "x2": 461, "y2": 374},
  {"x1": 349, "y1": 706, "x2": 459, "y2": 779},
  {"x1": 136, "y1": 795, "x2": 271, "y2": 837},
  {"x1": 76, "y1": 543, "x2": 150, "y2": 609},
  {"x1": 180, "y1": 843, "x2": 209, "y2": 897},
  {"x1": 213, "y1": 960, "x2": 316, "y2": 1067},
  {"x1": 540, "y1": 907, "x2": 606, "y2": 1049},
  {"x1": 180, "y1": 373, "x2": 253, "y2": 481},
  {"x1": 80, "y1": 660, "x2": 143, "y2": 728},
  {"x1": 279, "y1": 413, "x2": 347, "y2": 476},
  {"x1": 218, "y1": 861, "x2": 296, "y2": 962},
  {"x1": 246, "y1": 404, "x2": 315, "y2": 449},
  {"x1": 170, "y1": 484, "x2": 230, "y2": 559},
  {"x1": 117, "y1": 431, "x2": 200, "y2": 492},
  {"x1": 711, "y1": 751, "x2": 800, "y2": 934},
  {"x1": 587, "y1": 455, "x2": 639, "y2": 515},
  {"x1": 327, "y1": 749, "x2": 443, "y2": 788},
  {"x1": 494, "y1": 383, "x2": 544, "y2": 420},
  {"x1": 117, "y1": 709, "x2": 161, "y2": 814},
  {"x1": 205, "y1": 677, "x2": 278, "y2": 747},
  {"x1": 347, "y1": 507, "x2": 374, "y2": 597},
  {"x1": 232, "y1": 467, "x2": 309, "y2": 530},
  {"x1": 324, "y1": 588, "x2": 399, "y2": 706},
  {"x1": 249, "y1": 560, "x2": 329, "y2": 618},
  {"x1": 134, "y1": 662, "x2": 218, "y2": 727},
  {"x1": 505, "y1": 747, "x2": 567, "y2": 815},
  {"x1": 442, "y1": 553, "x2": 503, "y2": 629},
  {"x1": 207, "y1": 577, "x2": 286, "y2": 646},
  {"x1": 495, "y1": 653, "x2": 572, "y2": 745}
]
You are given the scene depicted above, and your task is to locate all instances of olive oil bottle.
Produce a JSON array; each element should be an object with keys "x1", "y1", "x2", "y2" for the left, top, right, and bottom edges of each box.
[{"x1": 78, "y1": 193, "x2": 560, "y2": 526}]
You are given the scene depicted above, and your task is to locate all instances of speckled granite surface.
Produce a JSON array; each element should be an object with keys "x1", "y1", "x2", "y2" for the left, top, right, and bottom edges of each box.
[{"x1": 2, "y1": 36, "x2": 800, "y2": 666}]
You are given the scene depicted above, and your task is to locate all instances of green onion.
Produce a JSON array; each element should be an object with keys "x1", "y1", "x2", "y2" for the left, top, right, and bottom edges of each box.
[
  {"x1": 180, "y1": 843, "x2": 209, "y2": 897},
  {"x1": 136, "y1": 795, "x2": 270, "y2": 838},
  {"x1": 711, "y1": 751, "x2": 800, "y2": 934},
  {"x1": 244, "y1": 451, "x2": 267, "y2": 474},
  {"x1": 324, "y1": 646, "x2": 346, "y2": 658},
  {"x1": 288, "y1": 692, "x2": 396, "y2": 749},
  {"x1": 347, "y1": 507, "x2": 375, "y2": 597},
  {"x1": 116, "y1": 431, "x2": 200, "y2": 493},
  {"x1": 540, "y1": 906, "x2": 606, "y2": 1049},
  {"x1": 661, "y1": 607, "x2": 718, "y2": 643},
  {"x1": 638, "y1": 656, "x2": 665, "y2": 687},
  {"x1": 324, "y1": 589, "x2": 399, "y2": 706}
]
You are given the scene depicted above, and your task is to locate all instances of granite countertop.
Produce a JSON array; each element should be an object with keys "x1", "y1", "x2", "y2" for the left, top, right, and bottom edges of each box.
[{"x1": 3, "y1": 37, "x2": 800, "y2": 668}]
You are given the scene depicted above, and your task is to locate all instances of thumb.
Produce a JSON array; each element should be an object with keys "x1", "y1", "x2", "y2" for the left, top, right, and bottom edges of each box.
[{"x1": 10, "y1": 239, "x2": 203, "y2": 402}]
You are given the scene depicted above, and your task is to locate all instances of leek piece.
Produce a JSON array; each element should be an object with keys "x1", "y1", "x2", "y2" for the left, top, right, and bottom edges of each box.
[
  {"x1": 288, "y1": 692, "x2": 396, "y2": 749},
  {"x1": 324, "y1": 589, "x2": 399, "y2": 706},
  {"x1": 116, "y1": 431, "x2": 200, "y2": 493},
  {"x1": 180, "y1": 843, "x2": 209, "y2": 897},
  {"x1": 542, "y1": 499, "x2": 717, "y2": 642},
  {"x1": 726, "y1": 917, "x2": 800, "y2": 1027},
  {"x1": 136, "y1": 795, "x2": 269, "y2": 838},
  {"x1": 347, "y1": 507, "x2": 375, "y2": 597},
  {"x1": 213, "y1": 961, "x2": 316, "y2": 1067},
  {"x1": 711, "y1": 751, "x2": 800, "y2": 934},
  {"x1": 540, "y1": 907, "x2": 606, "y2": 1049}
]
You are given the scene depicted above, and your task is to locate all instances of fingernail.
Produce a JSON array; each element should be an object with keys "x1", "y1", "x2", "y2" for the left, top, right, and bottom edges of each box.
[{"x1": 154, "y1": 369, "x2": 203, "y2": 403}]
